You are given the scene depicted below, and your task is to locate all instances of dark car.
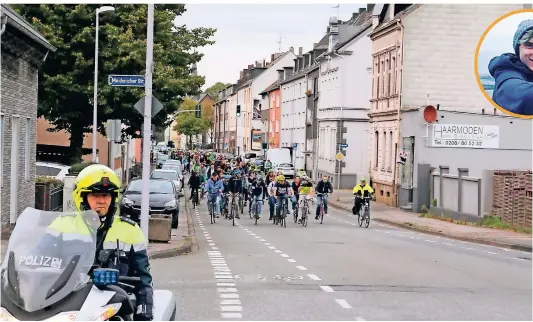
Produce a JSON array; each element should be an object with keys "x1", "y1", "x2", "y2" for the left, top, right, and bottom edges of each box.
[{"x1": 119, "y1": 178, "x2": 180, "y2": 228}]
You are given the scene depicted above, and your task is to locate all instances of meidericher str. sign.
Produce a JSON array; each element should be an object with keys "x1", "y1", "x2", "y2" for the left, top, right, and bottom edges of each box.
[{"x1": 108, "y1": 75, "x2": 145, "y2": 87}]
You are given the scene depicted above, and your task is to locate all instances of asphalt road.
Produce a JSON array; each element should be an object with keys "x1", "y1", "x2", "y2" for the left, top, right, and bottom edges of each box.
[{"x1": 151, "y1": 196, "x2": 532, "y2": 321}]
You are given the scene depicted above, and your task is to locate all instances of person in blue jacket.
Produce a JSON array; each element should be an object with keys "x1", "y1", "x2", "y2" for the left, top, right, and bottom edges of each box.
[
  {"x1": 489, "y1": 20, "x2": 533, "y2": 116},
  {"x1": 206, "y1": 172, "x2": 224, "y2": 218}
]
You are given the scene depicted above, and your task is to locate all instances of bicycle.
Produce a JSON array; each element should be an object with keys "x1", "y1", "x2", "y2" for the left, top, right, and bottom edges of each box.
[
  {"x1": 221, "y1": 193, "x2": 229, "y2": 219},
  {"x1": 207, "y1": 193, "x2": 217, "y2": 224},
  {"x1": 300, "y1": 197, "x2": 312, "y2": 227},
  {"x1": 316, "y1": 193, "x2": 329, "y2": 224},
  {"x1": 293, "y1": 196, "x2": 299, "y2": 223},
  {"x1": 250, "y1": 196, "x2": 262, "y2": 225},
  {"x1": 357, "y1": 196, "x2": 371, "y2": 228},
  {"x1": 229, "y1": 193, "x2": 239, "y2": 226},
  {"x1": 274, "y1": 197, "x2": 288, "y2": 228},
  {"x1": 191, "y1": 188, "x2": 199, "y2": 209}
]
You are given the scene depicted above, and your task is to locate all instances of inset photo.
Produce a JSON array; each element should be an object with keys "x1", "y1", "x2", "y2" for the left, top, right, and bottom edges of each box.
[{"x1": 476, "y1": 9, "x2": 533, "y2": 118}]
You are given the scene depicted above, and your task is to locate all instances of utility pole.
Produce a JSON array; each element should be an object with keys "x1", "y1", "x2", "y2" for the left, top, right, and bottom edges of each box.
[{"x1": 140, "y1": 4, "x2": 154, "y2": 238}]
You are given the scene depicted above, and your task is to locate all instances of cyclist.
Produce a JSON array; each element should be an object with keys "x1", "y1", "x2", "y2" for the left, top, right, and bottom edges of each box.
[
  {"x1": 249, "y1": 174, "x2": 266, "y2": 218},
  {"x1": 352, "y1": 177, "x2": 375, "y2": 215},
  {"x1": 291, "y1": 176, "x2": 302, "y2": 216},
  {"x1": 220, "y1": 174, "x2": 231, "y2": 215},
  {"x1": 273, "y1": 175, "x2": 293, "y2": 220},
  {"x1": 267, "y1": 173, "x2": 277, "y2": 220},
  {"x1": 228, "y1": 170, "x2": 243, "y2": 219},
  {"x1": 188, "y1": 170, "x2": 201, "y2": 203},
  {"x1": 315, "y1": 174, "x2": 333, "y2": 220},
  {"x1": 206, "y1": 172, "x2": 224, "y2": 218},
  {"x1": 297, "y1": 176, "x2": 314, "y2": 223},
  {"x1": 264, "y1": 159, "x2": 272, "y2": 173},
  {"x1": 296, "y1": 168, "x2": 306, "y2": 177}
]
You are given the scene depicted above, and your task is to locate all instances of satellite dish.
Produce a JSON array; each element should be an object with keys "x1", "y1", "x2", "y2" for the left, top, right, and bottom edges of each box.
[{"x1": 423, "y1": 105, "x2": 437, "y2": 123}]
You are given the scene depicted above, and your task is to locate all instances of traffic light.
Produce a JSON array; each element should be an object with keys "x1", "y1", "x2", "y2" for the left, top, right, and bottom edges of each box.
[
  {"x1": 262, "y1": 142, "x2": 268, "y2": 149},
  {"x1": 236, "y1": 105, "x2": 241, "y2": 117},
  {"x1": 195, "y1": 104, "x2": 201, "y2": 118}
]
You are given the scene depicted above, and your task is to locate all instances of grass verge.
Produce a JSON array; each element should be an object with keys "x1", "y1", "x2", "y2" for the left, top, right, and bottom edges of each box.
[{"x1": 419, "y1": 213, "x2": 532, "y2": 235}]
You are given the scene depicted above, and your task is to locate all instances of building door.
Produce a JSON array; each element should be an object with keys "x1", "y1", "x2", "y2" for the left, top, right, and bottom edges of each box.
[
  {"x1": 400, "y1": 136, "x2": 415, "y2": 203},
  {"x1": 10, "y1": 116, "x2": 19, "y2": 224}
]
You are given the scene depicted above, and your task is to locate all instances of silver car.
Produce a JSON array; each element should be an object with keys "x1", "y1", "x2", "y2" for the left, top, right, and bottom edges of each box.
[
  {"x1": 150, "y1": 169, "x2": 183, "y2": 195},
  {"x1": 275, "y1": 163, "x2": 295, "y2": 178}
]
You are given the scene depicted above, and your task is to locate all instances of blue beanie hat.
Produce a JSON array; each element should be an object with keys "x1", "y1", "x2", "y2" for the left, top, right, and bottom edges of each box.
[{"x1": 513, "y1": 19, "x2": 533, "y2": 56}]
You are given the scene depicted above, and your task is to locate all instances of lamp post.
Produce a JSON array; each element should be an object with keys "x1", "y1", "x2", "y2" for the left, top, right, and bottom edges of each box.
[{"x1": 92, "y1": 5, "x2": 115, "y2": 163}]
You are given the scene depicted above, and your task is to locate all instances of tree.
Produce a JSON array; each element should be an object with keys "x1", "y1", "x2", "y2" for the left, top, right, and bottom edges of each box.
[
  {"x1": 14, "y1": 4, "x2": 216, "y2": 163},
  {"x1": 204, "y1": 82, "x2": 231, "y2": 100},
  {"x1": 173, "y1": 98, "x2": 207, "y2": 149}
]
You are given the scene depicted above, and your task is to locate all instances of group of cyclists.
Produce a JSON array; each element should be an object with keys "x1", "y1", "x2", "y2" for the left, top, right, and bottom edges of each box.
[{"x1": 172, "y1": 150, "x2": 376, "y2": 224}]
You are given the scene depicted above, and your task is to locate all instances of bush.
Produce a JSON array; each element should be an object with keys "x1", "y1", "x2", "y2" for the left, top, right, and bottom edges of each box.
[
  {"x1": 70, "y1": 162, "x2": 97, "y2": 174},
  {"x1": 35, "y1": 176, "x2": 63, "y2": 187}
]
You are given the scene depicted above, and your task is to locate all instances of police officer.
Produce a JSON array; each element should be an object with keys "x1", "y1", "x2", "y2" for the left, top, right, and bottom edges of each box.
[{"x1": 72, "y1": 164, "x2": 154, "y2": 321}]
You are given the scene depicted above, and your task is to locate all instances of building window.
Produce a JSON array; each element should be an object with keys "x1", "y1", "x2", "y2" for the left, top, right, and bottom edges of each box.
[
  {"x1": 389, "y1": 131, "x2": 394, "y2": 171},
  {"x1": 382, "y1": 131, "x2": 387, "y2": 171},
  {"x1": 391, "y1": 56, "x2": 396, "y2": 96},
  {"x1": 25, "y1": 118, "x2": 30, "y2": 181},
  {"x1": 374, "y1": 131, "x2": 379, "y2": 168}
]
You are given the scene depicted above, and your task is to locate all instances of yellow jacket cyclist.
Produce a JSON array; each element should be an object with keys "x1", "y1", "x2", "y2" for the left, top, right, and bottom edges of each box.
[{"x1": 352, "y1": 177, "x2": 375, "y2": 215}]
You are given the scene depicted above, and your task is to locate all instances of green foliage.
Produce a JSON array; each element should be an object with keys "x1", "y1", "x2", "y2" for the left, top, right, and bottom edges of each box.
[
  {"x1": 70, "y1": 161, "x2": 97, "y2": 173},
  {"x1": 173, "y1": 98, "x2": 208, "y2": 145},
  {"x1": 13, "y1": 4, "x2": 216, "y2": 162},
  {"x1": 204, "y1": 82, "x2": 231, "y2": 100}
]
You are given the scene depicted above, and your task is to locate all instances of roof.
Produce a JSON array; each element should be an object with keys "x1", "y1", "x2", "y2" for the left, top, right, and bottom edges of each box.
[
  {"x1": 193, "y1": 93, "x2": 213, "y2": 103},
  {"x1": 370, "y1": 4, "x2": 421, "y2": 35},
  {"x1": 1, "y1": 5, "x2": 56, "y2": 52},
  {"x1": 259, "y1": 79, "x2": 282, "y2": 95},
  {"x1": 235, "y1": 51, "x2": 291, "y2": 90}
]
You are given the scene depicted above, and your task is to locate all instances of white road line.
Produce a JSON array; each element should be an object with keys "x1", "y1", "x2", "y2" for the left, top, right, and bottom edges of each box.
[
  {"x1": 268, "y1": 246, "x2": 276, "y2": 250},
  {"x1": 443, "y1": 243, "x2": 454, "y2": 247},
  {"x1": 281, "y1": 254, "x2": 289, "y2": 258},
  {"x1": 425, "y1": 240, "x2": 436, "y2": 243},
  {"x1": 513, "y1": 257, "x2": 525, "y2": 261},
  {"x1": 221, "y1": 299, "x2": 241, "y2": 305},
  {"x1": 260, "y1": 239, "x2": 266, "y2": 241},
  {"x1": 461, "y1": 247, "x2": 476, "y2": 251},
  {"x1": 220, "y1": 293, "x2": 240, "y2": 299},
  {"x1": 287, "y1": 259, "x2": 296, "y2": 263},
  {"x1": 209, "y1": 243, "x2": 216, "y2": 246},
  {"x1": 218, "y1": 288, "x2": 238, "y2": 293},
  {"x1": 221, "y1": 306, "x2": 243, "y2": 312},
  {"x1": 264, "y1": 243, "x2": 271, "y2": 246},
  {"x1": 296, "y1": 266, "x2": 308, "y2": 271},
  {"x1": 487, "y1": 251, "x2": 497, "y2": 255},
  {"x1": 221, "y1": 312, "x2": 242, "y2": 319},
  {"x1": 215, "y1": 275, "x2": 234, "y2": 279},
  {"x1": 255, "y1": 236, "x2": 261, "y2": 239},
  {"x1": 217, "y1": 283, "x2": 235, "y2": 287},
  {"x1": 307, "y1": 274, "x2": 321, "y2": 281},
  {"x1": 335, "y1": 299, "x2": 352, "y2": 309},
  {"x1": 320, "y1": 285, "x2": 334, "y2": 292},
  {"x1": 212, "y1": 246, "x2": 218, "y2": 250},
  {"x1": 274, "y1": 250, "x2": 282, "y2": 253}
]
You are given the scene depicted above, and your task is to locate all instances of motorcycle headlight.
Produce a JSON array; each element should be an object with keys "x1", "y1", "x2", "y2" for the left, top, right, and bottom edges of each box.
[
  {"x1": 164, "y1": 200, "x2": 177, "y2": 209},
  {"x1": 122, "y1": 197, "x2": 134, "y2": 207}
]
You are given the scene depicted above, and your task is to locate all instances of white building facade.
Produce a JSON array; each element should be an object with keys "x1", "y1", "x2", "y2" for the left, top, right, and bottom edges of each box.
[{"x1": 315, "y1": 17, "x2": 373, "y2": 189}]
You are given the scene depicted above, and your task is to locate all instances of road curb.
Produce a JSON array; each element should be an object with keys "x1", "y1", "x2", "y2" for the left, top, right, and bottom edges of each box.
[
  {"x1": 148, "y1": 188, "x2": 197, "y2": 260},
  {"x1": 328, "y1": 201, "x2": 532, "y2": 253}
]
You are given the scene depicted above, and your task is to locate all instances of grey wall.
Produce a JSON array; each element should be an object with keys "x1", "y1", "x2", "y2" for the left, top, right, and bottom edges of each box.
[{"x1": 402, "y1": 109, "x2": 532, "y2": 184}]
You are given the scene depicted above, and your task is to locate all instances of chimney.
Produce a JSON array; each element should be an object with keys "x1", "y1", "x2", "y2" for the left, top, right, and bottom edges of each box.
[
  {"x1": 328, "y1": 16, "x2": 340, "y2": 52},
  {"x1": 248, "y1": 64, "x2": 253, "y2": 69},
  {"x1": 290, "y1": 46, "x2": 294, "y2": 53},
  {"x1": 389, "y1": 4, "x2": 395, "y2": 20},
  {"x1": 271, "y1": 53, "x2": 275, "y2": 62},
  {"x1": 294, "y1": 58, "x2": 299, "y2": 72},
  {"x1": 327, "y1": 26, "x2": 330, "y2": 34},
  {"x1": 304, "y1": 53, "x2": 310, "y2": 67},
  {"x1": 283, "y1": 66, "x2": 294, "y2": 79},
  {"x1": 277, "y1": 69, "x2": 284, "y2": 81},
  {"x1": 351, "y1": 12, "x2": 359, "y2": 21},
  {"x1": 358, "y1": 8, "x2": 365, "y2": 14},
  {"x1": 367, "y1": 3, "x2": 375, "y2": 12},
  {"x1": 313, "y1": 42, "x2": 318, "y2": 49},
  {"x1": 263, "y1": 59, "x2": 266, "y2": 66},
  {"x1": 240, "y1": 70, "x2": 243, "y2": 79},
  {"x1": 298, "y1": 47, "x2": 303, "y2": 56}
]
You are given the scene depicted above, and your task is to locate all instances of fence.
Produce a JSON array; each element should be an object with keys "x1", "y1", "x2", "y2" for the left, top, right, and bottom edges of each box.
[
  {"x1": 492, "y1": 170, "x2": 532, "y2": 228},
  {"x1": 35, "y1": 181, "x2": 64, "y2": 211}
]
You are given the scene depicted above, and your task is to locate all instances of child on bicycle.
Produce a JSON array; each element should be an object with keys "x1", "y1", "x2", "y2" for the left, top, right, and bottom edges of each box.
[
  {"x1": 249, "y1": 175, "x2": 266, "y2": 218},
  {"x1": 352, "y1": 177, "x2": 375, "y2": 215},
  {"x1": 297, "y1": 176, "x2": 314, "y2": 223},
  {"x1": 273, "y1": 175, "x2": 293, "y2": 219}
]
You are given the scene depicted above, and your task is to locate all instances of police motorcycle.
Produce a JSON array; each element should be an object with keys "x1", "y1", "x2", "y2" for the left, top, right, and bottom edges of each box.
[{"x1": 0, "y1": 208, "x2": 176, "y2": 321}]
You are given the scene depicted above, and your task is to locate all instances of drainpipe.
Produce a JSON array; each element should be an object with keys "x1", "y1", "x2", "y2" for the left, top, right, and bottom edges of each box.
[
  {"x1": 303, "y1": 72, "x2": 308, "y2": 172},
  {"x1": 392, "y1": 19, "x2": 404, "y2": 207}
]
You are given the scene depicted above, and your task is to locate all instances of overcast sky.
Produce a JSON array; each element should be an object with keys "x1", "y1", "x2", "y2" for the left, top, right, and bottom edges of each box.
[
  {"x1": 176, "y1": 3, "x2": 365, "y2": 89},
  {"x1": 478, "y1": 12, "x2": 533, "y2": 76}
]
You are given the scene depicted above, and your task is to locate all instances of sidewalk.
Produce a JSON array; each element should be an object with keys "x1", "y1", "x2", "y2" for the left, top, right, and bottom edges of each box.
[
  {"x1": 328, "y1": 189, "x2": 532, "y2": 252},
  {"x1": 0, "y1": 204, "x2": 195, "y2": 261}
]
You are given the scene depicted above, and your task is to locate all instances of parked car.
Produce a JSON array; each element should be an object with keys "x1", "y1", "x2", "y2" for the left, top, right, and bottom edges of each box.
[
  {"x1": 156, "y1": 153, "x2": 169, "y2": 168},
  {"x1": 36, "y1": 162, "x2": 71, "y2": 181},
  {"x1": 162, "y1": 162, "x2": 184, "y2": 193},
  {"x1": 151, "y1": 169, "x2": 182, "y2": 194},
  {"x1": 274, "y1": 163, "x2": 295, "y2": 178},
  {"x1": 119, "y1": 178, "x2": 180, "y2": 228}
]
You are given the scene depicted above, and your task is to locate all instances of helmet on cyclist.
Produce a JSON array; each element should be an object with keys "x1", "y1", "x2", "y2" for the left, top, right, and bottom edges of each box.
[
  {"x1": 360, "y1": 177, "x2": 367, "y2": 185},
  {"x1": 276, "y1": 175, "x2": 285, "y2": 183},
  {"x1": 233, "y1": 169, "x2": 242, "y2": 177}
]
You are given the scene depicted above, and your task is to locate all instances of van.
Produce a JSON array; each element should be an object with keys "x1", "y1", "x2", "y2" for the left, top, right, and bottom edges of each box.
[{"x1": 266, "y1": 148, "x2": 291, "y2": 169}]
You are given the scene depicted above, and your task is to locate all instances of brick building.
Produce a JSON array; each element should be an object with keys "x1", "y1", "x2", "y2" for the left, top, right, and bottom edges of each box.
[{"x1": 0, "y1": 4, "x2": 56, "y2": 228}]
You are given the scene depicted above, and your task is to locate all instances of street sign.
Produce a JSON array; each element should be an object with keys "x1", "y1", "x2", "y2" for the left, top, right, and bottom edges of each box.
[
  {"x1": 105, "y1": 119, "x2": 122, "y2": 142},
  {"x1": 335, "y1": 152, "x2": 344, "y2": 161},
  {"x1": 134, "y1": 96, "x2": 164, "y2": 116},
  {"x1": 339, "y1": 143, "x2": 348, "y2": 149},
  {"x1": 108, "y1": 75, "x2": 145, "y2": 87}
]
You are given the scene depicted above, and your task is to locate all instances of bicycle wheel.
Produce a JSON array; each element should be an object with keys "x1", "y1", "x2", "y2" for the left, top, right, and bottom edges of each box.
[
  {"x1": 302, "y1": 205, "x2": 308, "y2": 227},
  {"x1": 232, "y1": 204, "x2": 236, "y2": 226},
  {"x1": 210, "y1": 203, "x2": 214, "y2": 224},
  {"x1": 363, "y1": 209, "x2": 370, "y2": 228},
  {"x1": 293, "y1": 204, "x2": 298, "y2": 223},
  {"x1": 358, "y1": 208, "x2": 364, "y2": 227},
  {"x1": 320, "y1": 204, "x2": 324, "y2": 224}
]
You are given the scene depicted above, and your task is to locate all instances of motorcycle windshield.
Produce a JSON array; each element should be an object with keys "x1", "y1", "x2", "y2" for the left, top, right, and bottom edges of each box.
[{"x1": 0, "y1": 208, "x2": 100, "y2": 312}]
